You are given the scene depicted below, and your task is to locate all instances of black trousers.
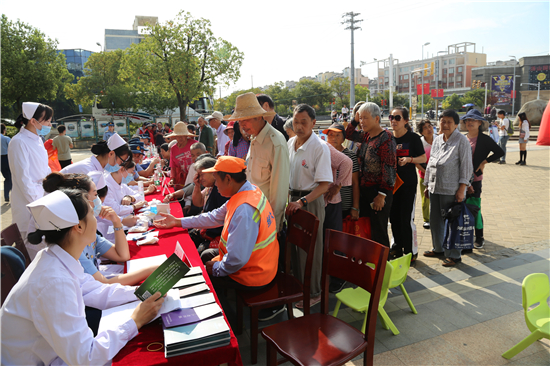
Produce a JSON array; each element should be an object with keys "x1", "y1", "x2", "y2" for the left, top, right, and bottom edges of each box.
[
  {"x1": 1, "y1": 155, "x2": 12, "y2": 201},
  {"x1": 390, "y1": 184, "x2": 417, "y2": 255},
  {"x1": 59, "y1": 159, "x2": 72, "y2": 169},
  {"x1": 360, "y1": 186, "x2": 393, "y2": 247}
]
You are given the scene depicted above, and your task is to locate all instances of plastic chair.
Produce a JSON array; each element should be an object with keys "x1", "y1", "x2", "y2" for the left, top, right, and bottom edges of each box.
[
  {"x1": 235, "y1": 209, "x2": 319, "y2": 364},
  {"x1": 333, "y1": 253, "x2": 417, "y2": 335},
  {"x1": 261, "y1": 229, "x2": 389, "y2": 366},
  {"x1": 502, "y1": 273, "x2": 550, "y2": 359}
]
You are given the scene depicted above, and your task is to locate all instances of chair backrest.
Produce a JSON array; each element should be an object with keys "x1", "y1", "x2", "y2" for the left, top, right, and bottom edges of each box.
[
  {"x1": 387, "y1": 253, "x2": 412, "y2": 289},
  {"x1": 1, "y1": 246, "x2": 26, "y2": 306},
  {"x1": 285, "y1": 209, "x2": 320, "y2": 316},
  {"x1": 321, "y1": 229, "x2": 389, "y2": 342},
  {"x1": 1, "y1": 223, "x2": 31, "y2": 267},
  {"x1": 377, "y1": 260, "x2": 394, "y2": 308},
  {"x1": 522, "y1": 273, "x2": 550, "y2": 333}
]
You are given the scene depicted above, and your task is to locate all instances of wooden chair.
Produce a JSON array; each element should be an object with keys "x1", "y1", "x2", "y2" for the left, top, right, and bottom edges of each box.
[
  {"x1": 261, "y1": 229, "x2": 389, "y2": 366},
  {"x1": 235, "y1": 209, "x2": 319, "y2": 364},
  {"x1": 1, "y1": 223, "x2": 31, "y2": 267}
]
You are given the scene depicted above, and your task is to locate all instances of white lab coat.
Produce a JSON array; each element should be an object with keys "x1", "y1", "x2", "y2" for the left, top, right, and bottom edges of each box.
[
  {"x1": 60, "y1": 155, "x2": 103, "y2": 175},
  {"x1": 0, "y1": 245, "x2": 138, "y2": 366},
  {"x1": 104, "y1": 173, "x2": 139, "y2": 217},
  {"x1": 7, "y1": 128, "x2": 51, "y2": 234}
]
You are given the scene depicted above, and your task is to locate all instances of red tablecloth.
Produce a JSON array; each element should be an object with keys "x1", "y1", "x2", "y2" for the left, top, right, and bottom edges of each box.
[{"x1": 112, "y1": 186, "x2": 243, "y2": 366}]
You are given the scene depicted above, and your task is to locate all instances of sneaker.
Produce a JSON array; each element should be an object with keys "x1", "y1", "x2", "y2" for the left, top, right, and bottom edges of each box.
[
  {"x1": 329, "y1": 279, "x2": 346, "y2": 293},
  {"x1": 520, "y1": 161, "x2": 526, "y2": 166},
  {"x1": 258, "y1": 305, "x2": 286, "y2": 322},
  {"x1": 515, "y1": 161, "x2": 522, "y2": 165},
  {"x1": 410, "y1": 253, "x2": 418, "y2": 263},
  {"x1": 498, "y1": 160, "x2": 506, "y2": 164},
  {"x1": 474, "y1": 238, "x2": 485, "y2": 249},
  {"x1": 423, "y1": 222, "x2": 430, "y2": 229}
]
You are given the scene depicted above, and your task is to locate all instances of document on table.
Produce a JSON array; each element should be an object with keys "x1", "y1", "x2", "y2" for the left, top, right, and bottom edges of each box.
[
  {"x1": 179, "y1": 292, "x2": 216, "y2": 309},
  {"x1": 126, "y1": 254, "x2": 167, "y2": 273},
  {"x1": 97, "y1": 288, "x2": 181, "y2": 334}
]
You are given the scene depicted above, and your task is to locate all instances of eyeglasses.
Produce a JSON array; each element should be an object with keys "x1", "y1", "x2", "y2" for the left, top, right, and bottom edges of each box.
[
  {"x1": 388, "y1": 115, "x2": 402, "y2": 122},
  {"x1": 116, "y1": 155, "x2": 131, "y2": 165}
]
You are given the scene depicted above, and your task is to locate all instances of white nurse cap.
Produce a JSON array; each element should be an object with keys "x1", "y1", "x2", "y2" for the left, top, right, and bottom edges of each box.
[
  {"x1": 27, "y1": 191, "x2": 80, "y2": 231},
  {"x1": 22, "y1": 102, "x2": 40, "y2": 120},
  {"x1": 88, "y1": 171, "x2": 107, "y2": 190},
  {"x1": 107, "y1": 133, "x2": 126, "y2": 151}
]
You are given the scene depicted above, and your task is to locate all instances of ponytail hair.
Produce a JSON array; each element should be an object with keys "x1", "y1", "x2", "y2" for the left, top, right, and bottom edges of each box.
[
  {"x1": 42, "y1": 172, "x2": 92, "y2": 194},
  {"x1": 392, "y1": 106, "x2": 411, "y2": 131},
  {"x1": 27, "y1": 188, "x2": 90, "y2": 245},
  {"x1": 14, "y1": 104, "x2": 54, "y2": 130}
]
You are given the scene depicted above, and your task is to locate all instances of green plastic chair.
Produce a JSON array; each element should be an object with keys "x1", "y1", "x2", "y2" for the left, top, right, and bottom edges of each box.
[
  {"x1": 502, "y1": 273, "x2": 550, "y2": 359},
  {"x1": 333, "y1": 253, "x2": 417, "y2": 335}
]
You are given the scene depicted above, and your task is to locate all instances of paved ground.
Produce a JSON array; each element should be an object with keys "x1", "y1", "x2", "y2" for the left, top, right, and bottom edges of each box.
[{"x1": 1, "y1": 142, "x2": 549, "y2": 365}]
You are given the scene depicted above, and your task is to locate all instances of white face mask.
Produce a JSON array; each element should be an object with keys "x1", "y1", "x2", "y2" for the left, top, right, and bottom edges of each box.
[{"x1": 92, "y1": 197, "x2": 102, "y2": 217}]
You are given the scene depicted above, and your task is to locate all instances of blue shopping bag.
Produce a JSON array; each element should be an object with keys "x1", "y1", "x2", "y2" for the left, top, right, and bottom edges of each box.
[{"x1": 442, "y1": 202, "x2": 475, "y2": 251}]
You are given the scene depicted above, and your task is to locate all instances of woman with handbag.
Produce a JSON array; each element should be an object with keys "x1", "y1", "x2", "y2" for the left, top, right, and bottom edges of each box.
[
  {"x1": 516, "y1": 112, "x2": 531, "y2": 165},
  {"x1": 460, "y1": 109, "x2": 503, "y2": 250}
]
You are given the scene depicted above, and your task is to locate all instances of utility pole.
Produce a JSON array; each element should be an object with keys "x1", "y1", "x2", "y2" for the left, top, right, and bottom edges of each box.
[{"x1": 342, "y1": 12, "x2": 363, "y2": 108}]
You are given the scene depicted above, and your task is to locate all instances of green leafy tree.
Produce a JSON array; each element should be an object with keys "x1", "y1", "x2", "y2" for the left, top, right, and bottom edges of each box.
[
  {"x1": 442, "y1": 93, "x2": 463, "y2": 110},
  {"x1": 1, "y1": 14, "x2": 72, "y2": 116},
  {"x1": 416, "y1": 94, "x2": 435, "y2": 113},
  {"x1": 264, "y1": 82, "x2": 294, "y2": 115},
  {"x1": 65, "y1": 50, "x2": 136, "y2": 114},
  {"x1": 354, "y1": 85, "x2": 370, "y2": 104},
  {"x1": 461, "y1": 88, "x2": 485, "y2": 109},
  {"x1": 328, "y1": 77, "x2": 349, "y2": 108},
  {"x1": 292, "y1": 79, "x2": 331, "y2": 110},
  {"x1": 121, "y1": 11, "x2": 244, "y2": 121}
]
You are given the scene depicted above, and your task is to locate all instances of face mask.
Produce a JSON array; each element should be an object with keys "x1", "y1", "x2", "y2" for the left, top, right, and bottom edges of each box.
[
  {"x1": 105, "y1": 162, "x2": 120, "y2": 173},
  {"x1": 122, "y1": 173, "x2": 133, "y2": 185},
  {"x1": 36, "y1": 122, "x2": 51, "y2": 136},
  {"x1": 92, "y1": 197, "x2": 102, "y2": 217}
]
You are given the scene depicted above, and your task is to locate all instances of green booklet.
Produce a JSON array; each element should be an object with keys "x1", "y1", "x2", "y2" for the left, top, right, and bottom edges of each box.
[{"x1": 134, "y1": 252, "x2": 190, "y2": 301}]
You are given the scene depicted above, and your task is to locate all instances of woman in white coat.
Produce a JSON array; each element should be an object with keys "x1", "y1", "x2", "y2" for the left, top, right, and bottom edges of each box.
[
  {"x1": 0, "y1": 189, "x2": 164, "y2": 366},
  {"x1": 61, "y1": 133, "x2": 131, "y2": 175},
  {"x1": 8, "y1": 102, "x2": 53, "y2": 239},
  {"x1": 104, "y1": 160, "x2": 145, "y2": 218}
]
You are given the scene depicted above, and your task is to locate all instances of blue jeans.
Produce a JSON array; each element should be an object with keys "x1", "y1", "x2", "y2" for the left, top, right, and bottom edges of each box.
[
  {"x1": 498, "y1": 135, "x2": 509, "y2": 162},
  {"x1": 429, "y1": 193, "x2": 462, "y2": 259}
]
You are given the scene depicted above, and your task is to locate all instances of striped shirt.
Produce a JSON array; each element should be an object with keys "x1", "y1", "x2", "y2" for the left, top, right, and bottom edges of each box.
[
  {"x1": 228, "y1": 138, "x2": 250, "y2": 159},
  {"x1": 340, "y1": 148, "x2": 359, "y2": 212},
  {"x1": 325, "y1": 142, "x2": 353, "y2": 205}
]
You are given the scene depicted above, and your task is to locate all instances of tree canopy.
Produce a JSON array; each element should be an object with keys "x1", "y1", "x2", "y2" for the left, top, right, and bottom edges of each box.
[
  {"x1": 442, "y1": 93, "x2": 463, "y2": 110},
  {"x1": 121, "y1": 11, "x2": 244, "y2": 121},
  {"x1": 1, "y1": 14, "x2": 72, "y2": 116}
]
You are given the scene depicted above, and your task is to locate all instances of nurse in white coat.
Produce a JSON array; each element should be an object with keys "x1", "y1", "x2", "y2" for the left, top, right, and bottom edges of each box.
[
  {"x1": 0, "y1": 189, "x2": 164, "y2": 366},
  {"x1": 8, "y1": 102, "x2": 53, "y2": 238},
  {"x1": 61, "y1": 133, "x2": 131, "y2": 175},
  {"x1": 104, "y1": 160, "x2": 145, "y2": 217}
]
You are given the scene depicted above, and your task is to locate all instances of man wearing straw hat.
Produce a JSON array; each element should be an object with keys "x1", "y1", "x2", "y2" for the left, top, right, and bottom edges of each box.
[{"x1": 166, "y1": 122, "x2": 198, "y2": 190}]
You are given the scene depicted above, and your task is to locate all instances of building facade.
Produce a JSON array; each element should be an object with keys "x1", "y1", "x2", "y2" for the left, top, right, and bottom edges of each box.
[
  {"x1": 59, "y1": 49, "x2": 94, "y2": 83},
  {"x1": 105, "y1": 16, "x2": 158, "y2": 52}
]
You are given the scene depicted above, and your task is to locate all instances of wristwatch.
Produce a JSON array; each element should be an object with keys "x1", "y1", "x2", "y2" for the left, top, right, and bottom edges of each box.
[{"x1": 300, "y1": 197, "x2": 308, "y2": 207}]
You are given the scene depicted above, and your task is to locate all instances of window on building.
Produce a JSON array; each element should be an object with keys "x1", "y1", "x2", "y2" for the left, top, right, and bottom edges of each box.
[
  {"x1": 458, "y1": 66, "x2": 463, "y2": 73},
  {"x1": 443, "y1": 69, "x2": 447, "y2": 74},
  {"x1": 444, "y1": 60, "x2": 447, "y2": 65},
  {"x1": 384, "y1": 70, "x2": 389, "y2": 76},
  {"x1": 450, "y1": 59, "x2": 455, "y2": 65},
  {"x1": 457, "y1": 76, "x2": 462, "y2": 82},
  {"x1": 443, "y1": 78, "x2": 447, "y2": 83},
  {"x1": 385, "y1": 77, "x2": 389, "y2": 82},
  {"x1": 404, "y1": 74, "x2": 409, "y2": 80},
  {"x1": 449, "y1": 76, "x2": 454, "y2": 82},
  {"x1": 449, "y1": 67, "x2": 454, "y2": 74}
]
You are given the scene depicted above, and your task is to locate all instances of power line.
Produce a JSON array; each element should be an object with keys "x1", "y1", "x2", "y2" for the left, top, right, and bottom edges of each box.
[{"x1": 342, "y1": 12, "x2": 363, "y2": 108}]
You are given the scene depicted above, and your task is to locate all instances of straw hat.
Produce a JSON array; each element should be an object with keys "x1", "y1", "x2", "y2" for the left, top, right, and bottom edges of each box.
[
  {"x1": 166, "y1": 122, "x2": 197, "y2": 138},
  {"x1": 227, "y1": 92, "x2": 276, "y2": 121},
  {"x1": 459, "y1": 109, "x2": 489, "y2": 132}
]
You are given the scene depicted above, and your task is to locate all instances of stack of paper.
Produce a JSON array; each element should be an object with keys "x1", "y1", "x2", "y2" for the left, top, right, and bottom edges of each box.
[{"x1": 163, "y1": 316, "x2": 230, "y2": 357}]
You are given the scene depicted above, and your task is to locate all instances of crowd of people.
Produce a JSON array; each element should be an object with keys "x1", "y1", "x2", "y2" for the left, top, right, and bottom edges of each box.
[{"x1": 0, "y1": 94, "x2": 533, "y2": 364}]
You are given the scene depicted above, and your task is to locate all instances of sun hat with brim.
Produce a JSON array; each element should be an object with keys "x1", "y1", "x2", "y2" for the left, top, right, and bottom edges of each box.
[
  {"x1": 224, "y1": 121, "x2": 236, "y2": 135},
  {"x1": 322, "y1": 123, "x2": 346, "y2": 135},
  {"x1": 166, "y1": 122, "x2": 198, "y2": 138},
  {"x1": 227, "y1": 92, "x2": 276, "y2": 122},
  {"x1": 202, "y1": 156, "x2": 246, "y2": 174},
  {"x1": 27, "y1": 190, "x2": 80, "y2": 231},
  {"x1": 206, "y1": 111, "x2": 224, "y2": 121},
  {"x1": 460, "y1": 109, "x2": 489, "y2": 131}
]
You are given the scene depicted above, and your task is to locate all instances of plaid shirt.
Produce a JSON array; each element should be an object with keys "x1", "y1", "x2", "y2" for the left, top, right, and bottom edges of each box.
[{"x1": 228, "y1": 138, "x2": 250, "y2": 159}]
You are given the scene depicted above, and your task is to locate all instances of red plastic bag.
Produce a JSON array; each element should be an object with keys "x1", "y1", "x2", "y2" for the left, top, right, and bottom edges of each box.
[
  {"x1": 44, "y1": 139, "x2": 61, "y2": 172},
  {"x1": 342, "y1": 216, "x2": 371, "y2": 239}
]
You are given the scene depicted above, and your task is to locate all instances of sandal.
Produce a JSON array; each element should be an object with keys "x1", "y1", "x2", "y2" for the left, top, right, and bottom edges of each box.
[
  {"x1": 442, "y1": 258, "x2": 462, "y2": 267},
  {"x1": 295, "y1": 295, "x2": 321, "y2": 309},
  {"x1": 423, "y1": 250, "x2": 445, "y2": 257}
]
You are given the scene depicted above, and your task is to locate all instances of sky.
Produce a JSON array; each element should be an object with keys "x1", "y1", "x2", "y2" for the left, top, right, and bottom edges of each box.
[{"x1": 3, "y1": 0, "x2": 548, "y2": 98}]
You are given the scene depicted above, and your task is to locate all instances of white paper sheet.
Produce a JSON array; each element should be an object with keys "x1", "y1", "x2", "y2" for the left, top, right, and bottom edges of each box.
[
  {"x1": 126, "y1": 254, "x2": 167, "y2": 273},
  {"x1": 179, "y1": 292, "x2": 216, "y2": 309}
]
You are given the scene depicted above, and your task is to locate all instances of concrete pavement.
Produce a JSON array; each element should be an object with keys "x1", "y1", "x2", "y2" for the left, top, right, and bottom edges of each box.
[{"x1": 1, "y1": 143, "x2": 549, "y2": 365}]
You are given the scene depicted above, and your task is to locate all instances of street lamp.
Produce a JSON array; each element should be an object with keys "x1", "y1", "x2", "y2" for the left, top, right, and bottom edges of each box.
[
  {"x1": 521, "y1": 82, "x2": 541, "y2": 100},
  {"x1": 96, "y1": 42, "x2": 102, "y2": 52},
  {"x1": 422, "y1": 42, "x2": 430, "y2": 60},
  {"x1": 510, "y1": 55, "x2": 517, "y2": 116}
]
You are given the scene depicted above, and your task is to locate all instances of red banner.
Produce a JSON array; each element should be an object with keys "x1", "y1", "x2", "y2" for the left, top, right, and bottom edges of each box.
[
  {"x1": 511, "y1": 90, "x2": 516, "y2": 99},
  {"x1": 423, "y1": 83, "x2": 430, "y2": 95},
  {"x1": 438, "y1": 88, "x2": 444, "y2": 97},
  {"x1": 416, "y1": 84, "x2": 422, "y2": 95},
  {"x1": 431, "y1": 89, "x2": 437, "y2": 98}
]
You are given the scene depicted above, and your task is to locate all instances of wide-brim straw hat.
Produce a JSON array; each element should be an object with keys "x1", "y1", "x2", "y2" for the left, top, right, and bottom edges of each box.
[
  {"x1": 227, "y1": 92, "x2": 276, "y2": 121},
  {"x1": 460, "y1": 109, "x2": 489, "y2": 132},
  {"x1": 166, "y1": 122, "x2": 197, "y2": 138}
]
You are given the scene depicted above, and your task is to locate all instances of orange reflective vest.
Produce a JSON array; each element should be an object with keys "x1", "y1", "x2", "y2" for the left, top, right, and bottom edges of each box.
[{"x1": 214, "y1": 185, "x2": 279, "y2": 287}]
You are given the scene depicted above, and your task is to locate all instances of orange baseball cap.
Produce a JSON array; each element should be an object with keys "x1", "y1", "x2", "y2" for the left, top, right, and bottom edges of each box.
[{"x1": 202, "y1": 156, "x2": 246, "y2": 173}]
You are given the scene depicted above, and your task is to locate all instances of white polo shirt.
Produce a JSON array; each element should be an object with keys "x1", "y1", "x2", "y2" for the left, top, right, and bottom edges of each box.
[{"x1": 288, "y1": 132, "x2": 333, "y2": 191}]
